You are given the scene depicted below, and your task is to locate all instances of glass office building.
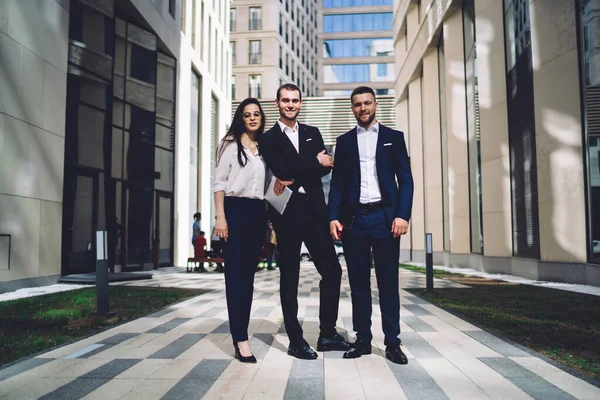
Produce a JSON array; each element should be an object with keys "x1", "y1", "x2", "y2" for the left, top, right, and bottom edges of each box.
[{"x1": 319, "y1": 0, "x2": 395, "y2": 97}]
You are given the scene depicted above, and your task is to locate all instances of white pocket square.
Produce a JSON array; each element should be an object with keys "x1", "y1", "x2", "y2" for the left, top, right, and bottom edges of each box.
[
  {"x1": 306, "y1": 138, "x2": 313, "y2": 141},
  {"x1": 383, "y1": 142, "x2": 392, "y2": 146}
]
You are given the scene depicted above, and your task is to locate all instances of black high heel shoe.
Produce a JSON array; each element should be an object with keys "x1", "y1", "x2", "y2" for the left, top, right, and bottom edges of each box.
[{"x1": 233, "y1": 341, "x2": 257, "y2": 363}]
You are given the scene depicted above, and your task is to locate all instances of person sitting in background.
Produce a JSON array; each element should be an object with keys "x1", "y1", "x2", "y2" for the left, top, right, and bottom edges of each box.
[
  {"x1": 193, "y1": 230, "x2": 207, "y2": 272},
  {"x1": 211, "y1": 224, "x2": 224, "y2": 273}
]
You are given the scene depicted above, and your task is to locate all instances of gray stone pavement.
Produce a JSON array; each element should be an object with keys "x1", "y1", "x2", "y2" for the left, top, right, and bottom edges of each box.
[{"x1": 1, "y1": 264, "x2": 599, "y2": 400}]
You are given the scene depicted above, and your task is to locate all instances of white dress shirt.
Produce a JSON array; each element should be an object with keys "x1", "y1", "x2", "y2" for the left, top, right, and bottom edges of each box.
[
  {"x1": 277, "y1": 120, "x2": 306, "y2": 194},
  {"x1": 278, "y1": 120, "x2": 300, "y2": 152},
  {"x1": 357, "y1": 122, "x2": 382, "y2": 203},
  {"x1": 213, "y1": 141, "x2": 266, "y2": 199}
]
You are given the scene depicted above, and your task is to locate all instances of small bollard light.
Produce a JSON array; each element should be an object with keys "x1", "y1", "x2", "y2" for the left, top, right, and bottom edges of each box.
[
  {"x1": 94, "y1": 230, "x2": 114, "y2": 316},
  {"x1": 425, "y1": 233, "x2": 433, "y2": 293}
]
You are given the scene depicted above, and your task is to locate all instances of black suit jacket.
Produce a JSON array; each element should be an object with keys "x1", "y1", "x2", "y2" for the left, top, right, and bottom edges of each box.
[{"x1": 259, "y1": 122, "x2": 331, "y2": 221}]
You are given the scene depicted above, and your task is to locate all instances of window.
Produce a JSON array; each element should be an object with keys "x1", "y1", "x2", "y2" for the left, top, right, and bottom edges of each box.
[
  {"x1": 463, "y1": 0, "x2": 483, "y2": 253},
  {"x1": 249, "y1": 7, "x2": 262, "y2": 30},
  {"x1": 169, "y1": 0, "x2": 176, "y2": 17},
  {"x1": 503, "y1": 0, "x2": 539, "y2": 259},
  {"x1": 231, "y1": 75, "x2": 236, "y2": 99},
  {"x1": 230, "y1": 41, "x2": 236, "y2": 65},
  {"x1": 579, "y1": 0, "x2": 600, "y2": 261},
  {"x1": 181, "y1": 0, "x2": 187, "y2": 33},
  {"x1": 130, "y1": 44, "x2": 157, "y2": 84},
  {"x1": 279, "y1": 45, "x2": 283, "y2": 68},
  {"x1": 230, "y1": 8, "x2": 236, "y2": 32},
  {"x1": 279, "y1": 13, "x2": 283, "y2": 35},
  {"x1": 323, "y1": 63, "x2": 395, "y2": 83},
  {"x1": 249, "y1": 74, "x2": 261, "y2": 98},
  {"x1": 323, "y1": 38, "x2": 394, "y2": 58},
  {"x1": 323, "y1": 0, "x2": 393, "y2": 7},
  {"x1": 249, "y1": 40, "x2": 261, "y2": 64},
  {"x1": 323, "y1": 13, "x2": 393, "y2": 32}
]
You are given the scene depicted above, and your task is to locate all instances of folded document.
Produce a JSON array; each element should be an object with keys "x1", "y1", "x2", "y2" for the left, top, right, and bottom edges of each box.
[{"x1": 264, "y1": 176, "x2": 293, "y2": 215}]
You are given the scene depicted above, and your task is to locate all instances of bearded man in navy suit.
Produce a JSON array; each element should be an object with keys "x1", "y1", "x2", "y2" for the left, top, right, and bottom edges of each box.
[{"x1": 328, "y1": 86, "x2": 414, "y2": 364}]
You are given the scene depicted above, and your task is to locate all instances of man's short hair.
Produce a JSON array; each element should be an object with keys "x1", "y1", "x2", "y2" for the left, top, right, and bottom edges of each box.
[
  {"x1": 276, "y1": 83, "x2": 302, "y2": 101},
  {"x1": 350, "y1": 86, "x2": 376, "y2": 102}
]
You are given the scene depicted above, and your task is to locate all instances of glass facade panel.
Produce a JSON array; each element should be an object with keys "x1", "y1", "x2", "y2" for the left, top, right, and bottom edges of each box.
[
  {"x1": 323, "y1": 90, "x2": 352, "y2": 97},
  {"x1": 579, "y1": 1, "x2": 600, "y2": 261},
  {"x1": 324, "y1": 0, "x2": 393, "y2": 7},
  {"x1": 323, "y1": 13, "x2": 393, "y2": 32},
  {"x1": 323, "y1": 63, "x2": 395, "y2": 83},
  {"x1": 463, "y1": 0, "x2": 483, "y2": 254},
  {"x1": 503, "y1": 0, "x2": 540, "y2": 259},
  {"x1": 63, "y1": 11, "x2": 175, "y2": 274},
  {"x1": 323, "y1": 38, "x2": 394, "y2": 58}
]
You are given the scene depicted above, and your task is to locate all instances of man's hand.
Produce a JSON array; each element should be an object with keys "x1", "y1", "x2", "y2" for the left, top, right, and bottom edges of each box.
[
  {"x1": 274, "y1": 178, "x2": 294, "y2": 196},
  {"x1": 330, "y1": 220, "x2": 343, "y2": 240},
  {"x1": 391, "y1": 218, "x2": 409, "y2": 238},
  {"x1": 317, "y1": 150, "x2": 334, "y2": 168}
]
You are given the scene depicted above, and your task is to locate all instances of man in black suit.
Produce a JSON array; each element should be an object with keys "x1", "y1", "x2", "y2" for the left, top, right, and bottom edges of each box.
[
  {"x1": 328, "y1": 86, "x2": 414, "y2": 364},
  {"x1": 259, "y1": 83, "x2": 351, "y2": 359}
]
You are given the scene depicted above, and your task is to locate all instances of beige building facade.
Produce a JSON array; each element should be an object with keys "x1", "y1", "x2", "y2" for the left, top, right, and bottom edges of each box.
[
  {"x1": 230, "y1": 0, "x2": 319, "y2": 100},
  {"x1": 394, "y1": 0, "x2": 600, "y2": 286}
]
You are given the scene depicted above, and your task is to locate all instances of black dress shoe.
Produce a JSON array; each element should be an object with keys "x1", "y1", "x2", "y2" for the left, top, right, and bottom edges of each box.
[
  {"x1": 234, "y1": 342, "x2": 257, "y2": 363},
  {"x1": 385, "y1": 345, "x2": 408, "y2": 365},
  {"x1": 317, "y1": 333, "x2": 352, "y2": 351},
  {"x1": 287, "y1": 341, "x2": 318, "y2": 359},
  {"x1": 343, "y1": 340, "x2": 372, "y2": 359}
]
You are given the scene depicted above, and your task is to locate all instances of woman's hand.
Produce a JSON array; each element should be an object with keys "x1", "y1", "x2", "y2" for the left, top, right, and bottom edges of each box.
[{"x1": 215, "y1": 215, "x2": 228, "y2": 242}]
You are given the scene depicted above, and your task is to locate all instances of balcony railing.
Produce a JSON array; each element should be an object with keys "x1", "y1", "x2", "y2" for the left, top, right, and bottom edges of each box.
[
  {"x1": 249, "y1": 52, "x2": 262, "y2": 64},
  {"x1": 249, "y1": 18, "x2": 262, "y2": 30}
]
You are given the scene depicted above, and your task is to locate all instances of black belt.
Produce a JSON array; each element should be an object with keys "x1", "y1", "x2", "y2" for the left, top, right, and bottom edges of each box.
[{"x1": 357, "y1": 201, "x2": 384, "y2": 211}]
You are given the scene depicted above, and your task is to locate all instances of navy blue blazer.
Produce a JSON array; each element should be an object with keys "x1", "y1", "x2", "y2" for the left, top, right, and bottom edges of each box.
[{"x1": 327, "y1": 123, "x2": 414, "y2": 228}]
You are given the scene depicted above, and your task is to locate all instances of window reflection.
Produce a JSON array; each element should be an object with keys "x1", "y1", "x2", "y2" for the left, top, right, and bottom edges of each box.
[
  {"x1": 581, "y1": 1, "x2": 600, "y2": 260},
  {"x1": 64, "y1": 13, "x2": 176, "y2": 273},
  {"x1": 324, "y1": 38, "x2": 394, "y2": 58},
  {"x1": 323, "y1": 0, "x2": 392, "y2": 7},
  {"x1": 323, "y1": 63, "x2": 395, "y2": 83},
  {"x1": 323, "y1": 13, "x2": 393, "y2": 32}
]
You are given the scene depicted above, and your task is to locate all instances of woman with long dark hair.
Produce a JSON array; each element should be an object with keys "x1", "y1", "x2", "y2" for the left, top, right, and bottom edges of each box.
[{"x1": 213, "y1": 98, "x2": 270, "y2": 363}]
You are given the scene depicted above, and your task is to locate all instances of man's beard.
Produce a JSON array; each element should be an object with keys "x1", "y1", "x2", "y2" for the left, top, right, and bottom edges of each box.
[
  {"x1": 356, "y1": 112, "x2": 375, "y2": 127},
  {"x1": 280, "y1": 108, "x2": 299, "y2": 120}
]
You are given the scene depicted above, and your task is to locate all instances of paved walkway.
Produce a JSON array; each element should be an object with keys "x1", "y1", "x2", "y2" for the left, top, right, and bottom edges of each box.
[{"x1": 1, "y1": 264, "x2": 599, "y2": 400}]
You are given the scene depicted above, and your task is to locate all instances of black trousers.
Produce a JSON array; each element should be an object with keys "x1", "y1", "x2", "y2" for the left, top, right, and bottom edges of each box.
[
  {"x1": 342, "y1": 208, "x2": 401, "y2": 345},
  {"x1": 273, "y1": 193, "x2": 342, "y2": 345},
  {"x1": 223, "y1": 196, "x2": 266, "y2": 342}
]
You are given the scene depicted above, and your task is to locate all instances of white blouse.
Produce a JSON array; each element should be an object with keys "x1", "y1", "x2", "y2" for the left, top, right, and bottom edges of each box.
[{"x1": 213, "y1": 141, "x2": 266, "y2": 200}]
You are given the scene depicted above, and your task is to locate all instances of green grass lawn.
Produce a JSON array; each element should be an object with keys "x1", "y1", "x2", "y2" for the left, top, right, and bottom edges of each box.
[
  {"x1": 400, "y1": 265, "x2": 600, "y2": 382},
  {"x1": 0, "y1": 286, "x2": 207, "y2": 366}
]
